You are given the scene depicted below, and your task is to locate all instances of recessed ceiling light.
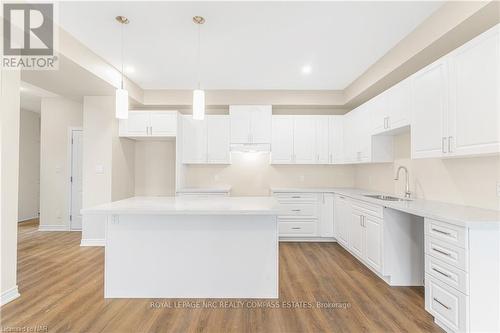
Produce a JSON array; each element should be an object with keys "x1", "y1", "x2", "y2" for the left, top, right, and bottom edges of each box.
[
  {"x1": 301, "y1": 65, "x2": 312, "y2": 74},
  {"x1": 125, "y1": 66, "x2": 135, "y2": 74}
]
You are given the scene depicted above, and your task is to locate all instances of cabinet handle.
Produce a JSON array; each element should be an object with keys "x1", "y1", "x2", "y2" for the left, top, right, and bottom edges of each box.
[
  {"x1": 442, "y1": 137, "x2": 447, "y2": 153},
  {"x1": 387, "y1": 117, "x2": 390, "y2": 129},
  {"x1": 431, "y1": 228, "x2": 452, "y2": 236},
  {"x1": 448, "y1": 136, "x2": 453, "y2": 153},
  {"x1": 360, "y1": 215, "x2": 363, "y2": 226},
  {"x1": 432, "y1": 247, "x2": 451, "y2": 257},
  {"x1": 291, "y1": 227, "x2": 301, "y2": 230},
  {"x1": 291, "y1": 209, "x2": 301, "y2": 212},
  {"x1": 433, "y1": 298, "x2": 451, "y2": 310},
  {"x1": 432, "y1": 267, "x2": 451, "y2": 278},
  {"x1": 291, "y1": 196, "x2": 301, "y2": 199}
]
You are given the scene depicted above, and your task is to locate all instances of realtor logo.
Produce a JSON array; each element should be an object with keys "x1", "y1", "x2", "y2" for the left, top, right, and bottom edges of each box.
[{"x1": 2, "y1": 2, "x2": 58, "y2": 70}]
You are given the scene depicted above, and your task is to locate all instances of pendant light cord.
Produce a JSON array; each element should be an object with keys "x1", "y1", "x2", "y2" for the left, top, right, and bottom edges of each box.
[
  {"x1": 121, "y1": 22, "x2": 124, "y2": 89},
  {"x1": 197, "y1": 23, "x2": 201, "y2": 90}
]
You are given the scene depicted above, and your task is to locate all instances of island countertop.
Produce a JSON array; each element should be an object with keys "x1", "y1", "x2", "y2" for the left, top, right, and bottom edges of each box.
[{"x1": 81, "y1": 196, "x2": 280, "y2": 216}]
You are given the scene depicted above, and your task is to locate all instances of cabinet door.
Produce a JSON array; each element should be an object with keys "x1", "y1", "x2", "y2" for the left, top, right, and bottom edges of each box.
[
  {"x1": 182, "y1": 116, "x2": 207, "y2": 163},
  {"x1": 349, "y1": 210, "x2": 364, "y2": 258},
  {"x1": 271, "y1": 116, "x2": 294, "y2": 164},
  {"x1": 293, "y1": 116, "x2": 316, "y2": 164},
  {"x1": 411, "y1": 59, "x2": 448, "y2": 159},
  {"x1": 364, "y1": 215, "x2": 382, "y2": 272},
  {"x1": 387, "y1": 78, "x2": 411, "y2": 130},
  {"x1": 125, "y1": 111, "x2": 150, "y2": 136},
  {"x1": 320, "y1": 193, "x2": 334, "y2": 237},
  {"x1": 315, "y1": 116, "x2": 330, "y2": 164},
  {"x1": 342, "y1": 112, "x2": 356, "y2": 163},
  {"x1": 207, "y1": 116, "x2": 230, "y2": 164},
  {"x1": 328, "y1": 116, "x2": 344, "y2": 164},
  {"x1": 150, "y1": 111, "x2": 177, "y2": 136},
  {"x1": 334, "y1": 195, "x2": 350, "y2": 246},
  {"x1": 448, "y1": 26, "x2": 500, "y2": 156},
  {"x1": 357, "y1": 106, "x2": 372, "y2": 162},
  {"x1": 250, "y1": 105, "x2": 272, "y2": 143},
  {"x1": 369, "y1": 93, "x2": 388, "y2": 135},
  {"x1": 229, "y1": 106, "x2": 251, "y2": 143}
]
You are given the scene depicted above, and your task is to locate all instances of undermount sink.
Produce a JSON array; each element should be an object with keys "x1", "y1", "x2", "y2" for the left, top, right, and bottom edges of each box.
[{"x1": 363, "y1": 194, "x2": 411, "y2": 202}]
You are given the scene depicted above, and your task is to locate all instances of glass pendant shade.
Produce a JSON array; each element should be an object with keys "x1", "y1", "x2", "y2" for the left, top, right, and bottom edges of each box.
[
  {"x1": 115, "y1": 88, "x2": 129, "y2": 119},
  {"x1": 192, "y1": 89, "x2": 205, "y2": 120}
]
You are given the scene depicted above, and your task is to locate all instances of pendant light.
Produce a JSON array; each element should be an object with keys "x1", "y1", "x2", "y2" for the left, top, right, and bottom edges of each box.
[
  {"x1": 115, "y1": 15, "x2": 129, "y2": 119},
  {"x1": 192, "y1": 16, "x2": 205, "y2": 120}
]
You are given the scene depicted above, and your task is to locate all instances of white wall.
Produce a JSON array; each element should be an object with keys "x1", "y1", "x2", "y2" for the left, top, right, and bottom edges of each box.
[
  {"x1": 39, "y1": 98, "x2": 83, "y2": 230},
  {"x1": 82, "y1": 96, "x2": 135, "y2": 244},
  {"x1": 18, "y1": 110, "x2": 41, "y2": 222},
  {"x1": 355, "y1": 132, "x2": 500, "y2": 210},
  {"x1": 0, "y1": 70, "x2": 21, "y2": 305},
  {"x1": 135, "y1": 141, "x2": 176, "y2": 196},
  {"x1": 183, "y1": 152, "x2": 355, "y2": 196}
]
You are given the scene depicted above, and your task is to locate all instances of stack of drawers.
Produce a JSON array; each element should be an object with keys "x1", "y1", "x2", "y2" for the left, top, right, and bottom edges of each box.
[
  {"x1": 273, "y1": 192, "x2": 320, "y2": 237},
  {"x1": 424, "y1": 218, "x2": 469, "y2": 332}
]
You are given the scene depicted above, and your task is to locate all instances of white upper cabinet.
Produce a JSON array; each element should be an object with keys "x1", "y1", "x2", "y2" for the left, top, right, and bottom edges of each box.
[
  {"x1": 411, "y1": 58, "x2": 449, "y2": 159},
  {"x1": 119, "y1": 111, "x2": 177, "y2": 138},
  {"x1": 271, "y1": 115, "x2": 345, "y2": 165},
  {"x1": 371, "y1": 79, "x2": 411, "y2": 135},
  {"x1": 448, "y1": 25, "x2": 500, "y2": 157},
  {"x1": 412, "y1": 25, "x2": 500, "y2": 159},
  {"x1": 207, "y1": 116, "x2": 231, "y2": 164},
  {"x1": 271, "y1": 116, "x2": 294, "y2": 164},
  {"x1": 229, "y1": 105, "x2": 272, "y2": 144},
  {"x1": 328, "y1": 116, "x2": 344, "y2": 164},
  {"x1": 181, "y1": 115, "x2": 230, "y2": 164},
  {"x1": 150, "y1": 111, "x2": 177, "y2": 136},
  {"x1": 315, "y1": 116, "x2": 330, "y2": 164},
  {"x1": 182, "y1": 116, "x2": 208, "y2": 164},
  {"x1": 293, "y1": 116, "x2": 316, "y2": 164}
]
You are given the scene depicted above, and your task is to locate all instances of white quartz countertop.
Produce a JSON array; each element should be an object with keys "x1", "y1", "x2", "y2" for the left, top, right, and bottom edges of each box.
[
  {"x1": 176, "y1": 186, "x2": 231, "y2": 193},
  {"x1": 81, "y1": 196, "x2": 280, "y2": 216},
  {"x1": 271, "y1": 187, "x2": 500, "y2": 227}
]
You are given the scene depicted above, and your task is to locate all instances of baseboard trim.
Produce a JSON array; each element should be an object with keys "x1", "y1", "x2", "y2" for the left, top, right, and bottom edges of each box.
[
  {"x1": 279, "y1": 237, "x2": 337, "y2": 242},
  {"x1": 80, "y1": 239, "x2": 105, "y2": 247},
  {"x1": 38, "y1": 225, "x2": 70, "y2": 232},
  {"x1": 18, "y1": 215, "x2": 39, "y2": 223},
  {"x1": 1, "y1": 286, "x2": 20, "y2": 306}
]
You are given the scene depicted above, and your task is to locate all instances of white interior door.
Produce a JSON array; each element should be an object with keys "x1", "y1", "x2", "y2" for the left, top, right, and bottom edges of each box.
[{"x1": 70, "y1": 130, "x2": 83, "y2": 230}]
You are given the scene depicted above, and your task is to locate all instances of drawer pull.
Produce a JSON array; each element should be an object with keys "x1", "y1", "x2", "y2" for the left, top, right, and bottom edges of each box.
[
  {"x1": 432, "y1": 248, "x2": 452, "y2": 257},
  {"x1": 433, "y1": 297, "x2": 451, "y2": 310},
  {"x1": 291, "y1": 227, "x2": 302, "y2": 230},
  {"x1": 291, "y1": 196, "x2": 301, "y2": 199},
  {"x1": 432, "y1": 228, "x2": 452, "y2": 236},
  {"x1": 291, "y1": 209, "x2": 301, "y2": 212},
  {"x1": 432, "y1": 267, "x2": 451, "y2": 278}
]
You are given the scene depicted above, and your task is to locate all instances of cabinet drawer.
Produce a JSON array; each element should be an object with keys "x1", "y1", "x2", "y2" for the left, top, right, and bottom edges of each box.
[
  {"x1": 425, "y1": 218, "x2": 468, "y2": 249},
  {"x1": 425, "y1": 255, "x2": 469, "y2": 295},
  {"x1": 350, "y1": 199, "x2": 383, "y2": 219},
  {"x1": 279, "y1": 221, "x2": 317, "y2": 236},
  {"x1": 273, "y1": 192, "x2": 319, "y2": 203},
  {"x1": 425, "y1": 275, "x2": 467, "y2": 332},
  {"x1": 279, "y1": 203, "x2": 317, "y2": 217},
  {"x1": 425, "y1": 237, "x2": 468, "y2": 272}
]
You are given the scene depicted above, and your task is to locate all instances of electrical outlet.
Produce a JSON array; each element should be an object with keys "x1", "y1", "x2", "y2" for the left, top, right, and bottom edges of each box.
[{"x1": 496, "y1": 181, "x2": 500, "y2": 197}]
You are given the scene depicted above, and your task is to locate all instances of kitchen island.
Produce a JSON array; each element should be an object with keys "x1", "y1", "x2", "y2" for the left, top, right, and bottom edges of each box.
[{"x1": 81, "y1": 196, "x2": 280, "y2": 299}]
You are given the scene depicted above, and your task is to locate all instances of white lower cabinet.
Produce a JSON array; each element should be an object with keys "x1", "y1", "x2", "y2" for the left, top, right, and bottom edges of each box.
[
  {"x1": 334, "y1": 194, "x2": 351, "y2": 247},
  {"x1": 424, "y1": 217, "x2": 500, "y2": 333},
  {"x1": 272, "y1": 191, "x2": 335, "y2": 239}
]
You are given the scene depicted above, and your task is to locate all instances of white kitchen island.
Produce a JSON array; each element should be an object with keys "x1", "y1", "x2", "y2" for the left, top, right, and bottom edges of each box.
[{"x1": 81, "y1": 196, "x2": 280, "y2": 299}]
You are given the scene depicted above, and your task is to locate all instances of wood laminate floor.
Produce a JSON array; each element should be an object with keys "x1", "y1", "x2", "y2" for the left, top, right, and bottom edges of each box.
[{"x1": 1, "y1": 219, "x2": 443, "y2": 333}]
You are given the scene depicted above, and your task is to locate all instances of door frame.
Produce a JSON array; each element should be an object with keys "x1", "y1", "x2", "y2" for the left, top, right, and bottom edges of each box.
[{"x1": 67, "y1": 127, "x2": 83, "y2": 231}]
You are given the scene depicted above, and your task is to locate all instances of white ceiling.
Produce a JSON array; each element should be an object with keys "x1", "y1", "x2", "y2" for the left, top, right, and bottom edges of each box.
[{"x1": 59, "y1": 1, "x2": 443, "y2": 90}]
